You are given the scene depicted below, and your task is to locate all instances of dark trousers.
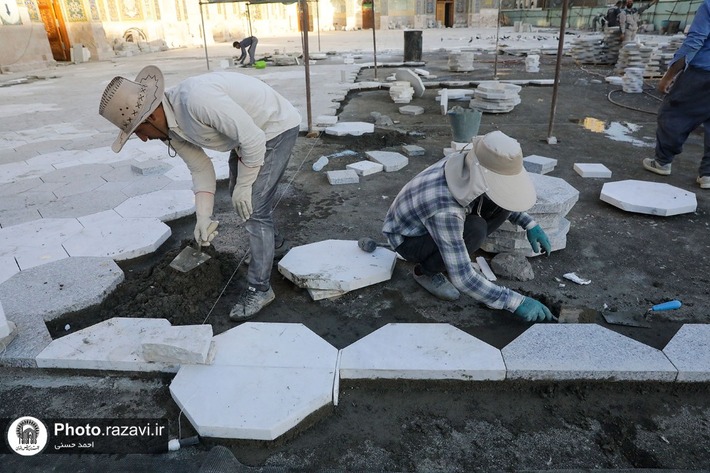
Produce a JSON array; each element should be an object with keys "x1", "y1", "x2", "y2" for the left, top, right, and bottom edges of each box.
[
  {"x1": 395, "y1": 198, "x2": 510, "y2": 276},
  {"x1": 655, "y1": 66, "x2": 710, "y2": 177}
]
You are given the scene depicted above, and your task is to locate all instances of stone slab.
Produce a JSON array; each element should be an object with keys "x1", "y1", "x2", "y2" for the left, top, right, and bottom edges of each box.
[
  {"x1": 36, "y1": 318, "x2": 182, "y2": 372},
  {"x1": 63, "y1": 210, "x2": 171, "y2": 261},
  {"x1": 210, "y1": 322, "x2": 338, "y2": 369},
  {"x1": 0, "y1": 256, "x2": 124, "y2": 322},
  {"x1": 340, "y1": 323, "x2": 505, "y2": 380},
  {"x1": 662, "y1": 324, "x2": 710, "y2": 382},
  {"x1": 130, "y1": 160, "x2": 173, "y2": 175},
  {"x1": 574, "y1": 163, "x2": 612, "y2": 178},
  {"x1": 114, "y1": 190, "x2": 195, "y2": 221},
  {"x1": 398, "y1": 105, "x2": 424, "y2": 116},
  {"x1": 523, "y1": 155, "x2": 558, "y2": 175},
  {"x1": 142, "y1": 324, "x2": 214, "y2": 365},
  {"x1": 326, "y1": 169, "x2": 359, "y2": 185},
  {"x1": 324, "y1": 122, "x2": 374, "y2": 136},
  {"x1": 502, "y1": 325, "x2": 678, "y2": 381},
  {"x1": 528, "y1": 174, "x2": 580, "y2": 216},
  {"x1": 346, "y1": 161, "x2": 383, "y2": 176},
  {"x1": 278, "y1": 239, "x2": 397, "y2": 292},
  {"x1": 0, "y1": 309, "x2": 51, "y2": 368},
  {"x1": 395, "y1": 68, "x2": 425, "y2": 97},
  {"x1": 365, "y1": 151, "x2": 409, "y2": 172},
  {"x1": 600, "y1": 180, "x2": 697, "y2": 217},
  {"x1": 170, "y1": 365, "x2": 334, "y2": 440},
  {"x1": 402, "y1": 145, "x2": 425, "y2": 157}
]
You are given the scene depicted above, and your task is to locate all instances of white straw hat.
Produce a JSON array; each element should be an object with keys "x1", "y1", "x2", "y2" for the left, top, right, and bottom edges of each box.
[{"x1": 99, "y1": 65, "x2": 164, "y2": 153}]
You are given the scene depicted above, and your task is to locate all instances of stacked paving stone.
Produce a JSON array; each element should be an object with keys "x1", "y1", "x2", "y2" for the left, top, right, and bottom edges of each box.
[
  {"x1": 470, "y1": 81, "x2": 522, "y2": 114},
  {"x1": 525, "y1": 54, "x2": 540, "y2": 72},
  {"x1": 389, "y1": 81, "x2": 414, "y2": 103},
  {"x1": 649, "y1": 36, "x2": 685, "y2": 78},
  {"x1": 448, "y1": 52, "x2": 475, "y2": 72},
  {"x1": 569, "y1": 35, "x2": 607, "y2": 64},
  {"x1": 614, "y1": 42, "x2": 654, "y2": 75},
  {"x1": 481, "y1": 174, "x2": 579, "y2": 257},
  {"x1": 623, "y1": 67, "x2": 644, "y2": 93}
]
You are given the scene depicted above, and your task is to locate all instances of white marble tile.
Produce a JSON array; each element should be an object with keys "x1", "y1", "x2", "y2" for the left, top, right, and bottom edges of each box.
[
  {"x1": 326, "y1": 169, "x2": 359, "y2": 185},
  {"x1": 600, "y1": 180, "x2": 696, "y2": 216},
  {"x1": 663, "y1": 324, "x2": 710, "y2": 382},
  {"x1": 36, "y1": 318, "x2": 180, "y2": 372},
  {"x1": 340, "y1": 323, "x2": 505, "y2": 380},
  {"x1": 365, "y1": 151, "x2": 409, "y2": 172},
  {"x1": 324, "y1": 122, "x2": 374, "y2": 136},
  {"x1": 14, "y1": 244, "x2": 69, "y2": 270},
  {"x1": 114, "y1": 190, "x2": 195, "y2": 221},
  {"x1": 211, "y1": 322, "x2": 338, "y2": 369},
  {"x1": 278, "y1": 239, "x2": 397, "y2": 291},
  {"x1": 574, "y1": 163, "x2": 612, "y2": 178},
  {"x1": 0, "y1": 256, "x2": 19, "y2": 284},
  {"x1": 64, "y1": 210, "x2": 171, "y2": 261},
  {"x1": 346, "y1": 161, "x2": 383, "y2": 176},
  {"x1": 170, "y1": 365, "x2": 334, "y2": 440},
  {"x1": 142, "y1": 325, "x2": 214, "y2": 365},
  {"x1": 523, "y1": 154, "x2": 557, "y2": 174},
  {"x1": 502, "y1": 325, "x2": 678, "y2": 381}
]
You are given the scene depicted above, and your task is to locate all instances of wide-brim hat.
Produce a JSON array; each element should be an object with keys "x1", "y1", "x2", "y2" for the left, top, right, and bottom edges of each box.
[
  {"x1": 99, "y1": 65, "x2": 164, "y2": 153},
  {"x1": 445, "y1": 131, "x2": 536, "y2": 212}
]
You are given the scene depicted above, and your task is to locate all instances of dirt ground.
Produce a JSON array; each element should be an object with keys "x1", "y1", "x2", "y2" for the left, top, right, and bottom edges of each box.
[{"x1": 26, "y1": 49, "x2": 710, "y2": 470}]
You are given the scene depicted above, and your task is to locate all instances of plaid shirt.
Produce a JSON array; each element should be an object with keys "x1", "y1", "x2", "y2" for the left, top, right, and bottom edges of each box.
[{"x1": 383, "y1": 159, "x2": 533, "y2": 312}]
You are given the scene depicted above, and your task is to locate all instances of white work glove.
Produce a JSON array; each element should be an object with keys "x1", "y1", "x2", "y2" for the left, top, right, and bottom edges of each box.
[
  {"x1": 232, "y1": 160, "x2": 261, "y2": 221},
  {"x1": 194, "y1": 192, "x2": 219, "y2": 246}
]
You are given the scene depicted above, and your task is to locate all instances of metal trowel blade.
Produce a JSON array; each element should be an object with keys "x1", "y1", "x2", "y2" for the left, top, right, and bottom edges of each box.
[
  {"x1": 169, "y1": 245, "x2": 211, "y2": 272},
  {"x1": 602, "y1": 311, "x2": 651, "y2": 328}
]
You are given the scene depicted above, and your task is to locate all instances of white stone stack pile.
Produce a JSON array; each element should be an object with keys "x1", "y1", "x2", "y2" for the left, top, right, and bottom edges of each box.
[
  {"x1": 469, "y1": 81, "x2": 521, "y2": 114},
  {"x1": 569, "y1": 35, "x2": 606, "y2": 64},
  {"x1": 602, "y1": 27, "x2": 623, "y2": 64},
  {"x1": 614, "y1": 42, "x2": 654, "y2": 75},
  {"x1": 389, "y1": 81, "x2": 414, "y2": 104},
  {"x1": 622, "y1": 67, "x2": 644, "y2": 93},
  {"x1": 652, "y1": 36, "x2": 685, "y2": 77},
  {"x1": 448, "y1": 52, "x2": 475, "y2": 72},
  {"x1": 525, "y1": 54, "x2": 540, "y2": 72},
  {"x1": 481, "y1": 174, "x2": 579, "y2": 257}
]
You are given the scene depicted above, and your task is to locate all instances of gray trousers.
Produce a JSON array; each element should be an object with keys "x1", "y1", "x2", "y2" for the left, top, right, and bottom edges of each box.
[
  {"x1": 655, "y1": 66, "x2": 710, "y2": 177},
  {"x1": 229, "y1": 125, "x2": 299, "y2": 291}
]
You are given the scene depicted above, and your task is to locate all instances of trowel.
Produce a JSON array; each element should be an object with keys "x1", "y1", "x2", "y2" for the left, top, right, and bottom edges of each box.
[
  {"x1": 169, "y1": 243, "x2": 211, "y2": 272},
  {"x1": 601, "y1": 310, "x2": 652, "y2": 328}
]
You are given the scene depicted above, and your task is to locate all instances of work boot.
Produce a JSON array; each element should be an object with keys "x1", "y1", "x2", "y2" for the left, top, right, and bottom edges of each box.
[
  {"x1": 413, "y1": 267, "x2": 460, "y2": 301},
  {"x1": 642, "y1": 158, "x2": 671, "y2": 176},
  {"x1": 697, "y1": 176, "x2": 710, "y2": 189},
  {"x1": 229, "y1": 286, "x2": 275, "y2": 321}
]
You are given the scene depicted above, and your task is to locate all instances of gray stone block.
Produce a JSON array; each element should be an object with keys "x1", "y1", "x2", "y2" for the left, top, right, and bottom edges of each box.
[
  {"x1": 523, "y1": 155, "x2": 558, "y2": 174},
  {"x1": 365, "y1": 151, "x2": 409, "y2": 172},
  {"x1": 326, "y1": 169, "x2": 359, "y2": 185}
]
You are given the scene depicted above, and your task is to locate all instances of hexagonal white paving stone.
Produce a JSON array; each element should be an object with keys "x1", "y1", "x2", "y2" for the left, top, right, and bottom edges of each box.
[
  {"x1": 0, "y1": 256, "x2": 19, "y2": 284},
  {"x1": 502, "y1": 325, "x2": 678, "y2": 381},
  {"x1": 663, "y1": 324, "x2": 710, "y2": 382},
  {"x1": 63, "y1": 210, "x2": 171, "y2": 261},
  {"x1": 278, "y1": 239, "x2": 397, "y2": 291},
  {"x1": 600, "y1": 180, "x2": 697, "y2": 216},
  {"x1": 170, "y1": 323, "x2": 337, "y2": 440},
  {"x1": 114, "y1": 190, "x2": 195, "y2": 221},
  {"x1": 36, "y1": 318, "x2": 210, "y2": 372},
  {"x1": 340, "y1": 323, "x2": 505, "y2": 380}
]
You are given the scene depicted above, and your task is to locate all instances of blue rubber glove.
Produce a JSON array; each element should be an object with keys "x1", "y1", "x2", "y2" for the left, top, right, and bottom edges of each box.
[
  {"x1": 513, "y1": 297, "x2": 554, "y2": 322},
  {"x1": 526, "y1": 224, "x2": 551, "y2": 255}
]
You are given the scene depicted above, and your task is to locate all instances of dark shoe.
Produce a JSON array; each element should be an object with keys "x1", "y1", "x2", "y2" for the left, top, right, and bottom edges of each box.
[
  {"x1": 229, "y1": 286, "x2": 275, "y2": 321},
  {"x1": 413, "y1": 271, "x2": 460, "y2": 301},
  {"x1": 642, "y1": 158, "x2": 671, "y2": 176}
]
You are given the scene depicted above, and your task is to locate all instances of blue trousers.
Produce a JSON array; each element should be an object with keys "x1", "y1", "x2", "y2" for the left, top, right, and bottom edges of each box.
[
  {"x1": 229, "y1": 125, "x2": 298, "y2": 290},
  {"x1": 395, "y1": 197, "x2": 510, "y2": 276},
  {"x1": 655, "y1": 66, "x2": 710, "y2": 177}
]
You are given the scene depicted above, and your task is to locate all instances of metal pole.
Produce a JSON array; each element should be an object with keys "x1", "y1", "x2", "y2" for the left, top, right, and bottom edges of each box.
[
  {"x1": 494, "y1": 0, "x2": 501, "y2": 78},
  {"x1": 372, "y1": 0, "x2": 378, "y2": 78},
  {"x1": 247, "y1": 3, "x2": 253, "y2": 37},
  {"x1": 200, "y1": 1, "x2": 210, "y2": 70},
  {"x1": 316, "y1": 0, "x2": 321, "y2": 52},
  {"x1": 547, "y1": 0, "x2": 570, "y2": 141},
  {"x1": 300, "y1": 0, "x2": 313, "y2": 134}
]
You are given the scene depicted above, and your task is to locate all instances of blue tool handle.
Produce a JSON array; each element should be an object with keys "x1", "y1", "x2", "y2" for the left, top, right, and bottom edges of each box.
[{"x1": 651, "y1": 300, "x2": 682, "y2": 311}]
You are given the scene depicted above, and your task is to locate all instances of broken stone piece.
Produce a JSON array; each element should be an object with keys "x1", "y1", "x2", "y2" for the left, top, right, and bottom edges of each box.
[
  {"x1": 563, "y1": 272, "x2": 591, "y2": 285},
  {"x1": 491, "y1": 253, "x2": 535, "y2": 281},
  {"x1": 346, "y1": 161, "x2": 383, "y2": 176}
]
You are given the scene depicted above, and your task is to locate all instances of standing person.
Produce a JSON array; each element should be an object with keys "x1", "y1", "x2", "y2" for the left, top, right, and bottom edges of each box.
[
  {"x1": 233, "y1": 36, "x2": 259, "y2": 66},
  {"x1": 619, "y1": 0, "x2": 658, "y2": 43},
  {"x1": 642, "y1": 0, "x2": 710, "y2": 189},
  {"x1": 382, "y1": 131, "x2": 555, "y2": 323},
  {"x1": 99, "y1": 65, "x2": 301, "y2": 320},
  {"x1": 606, "y1": 1, "x2": 624, "y2": 28}
]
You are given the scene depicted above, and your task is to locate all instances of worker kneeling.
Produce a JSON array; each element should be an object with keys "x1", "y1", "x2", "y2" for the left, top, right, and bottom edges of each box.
[{"x1": 382, "y1": 131, "x2": 554, "y2": 322}]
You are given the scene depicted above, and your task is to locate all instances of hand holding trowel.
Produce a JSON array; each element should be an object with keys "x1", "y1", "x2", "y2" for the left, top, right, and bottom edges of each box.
[{"x1": 170, "y1": 193, "x2": 220, "y2": 272}]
